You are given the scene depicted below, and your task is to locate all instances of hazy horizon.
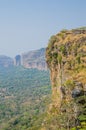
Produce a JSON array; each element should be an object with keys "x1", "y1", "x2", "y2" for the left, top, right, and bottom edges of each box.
[{"x1": 0, "y1": 0, "x2": 86, "y2": 57}]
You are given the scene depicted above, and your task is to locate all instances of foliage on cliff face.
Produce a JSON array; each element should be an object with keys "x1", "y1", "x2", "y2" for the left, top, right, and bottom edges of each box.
[{"x1": 45, "y1": 28, "x2": 86, "y2": 130}]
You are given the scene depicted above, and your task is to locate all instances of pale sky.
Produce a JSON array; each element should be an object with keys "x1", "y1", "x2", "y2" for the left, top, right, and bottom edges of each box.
[{"x1": 0, "y1": 0, "x2": 86, "y2": 57}]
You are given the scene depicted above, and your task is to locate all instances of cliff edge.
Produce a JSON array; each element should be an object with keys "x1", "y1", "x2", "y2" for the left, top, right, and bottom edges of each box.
[{"x1": 45, "y1": 28, "x2": 86, "y2": 129}]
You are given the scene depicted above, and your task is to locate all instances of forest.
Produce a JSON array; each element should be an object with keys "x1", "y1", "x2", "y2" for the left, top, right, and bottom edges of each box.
[{"x1": 0, "y1": 66, "x2": 51, "y2": 130}]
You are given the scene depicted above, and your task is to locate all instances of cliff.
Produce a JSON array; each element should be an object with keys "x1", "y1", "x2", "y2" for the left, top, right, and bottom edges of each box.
[
  {"x1": 0, "y1": 48, "x2": 47, "y2": 70},
  {"x1": 45, "y1": 28, "x2": 86, "y2": 129},
  {"x1": 21, "y1": 48, "x2": 47, "y2": 70}
]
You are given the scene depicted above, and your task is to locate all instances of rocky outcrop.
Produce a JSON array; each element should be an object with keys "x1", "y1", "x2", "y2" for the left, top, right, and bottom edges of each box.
[
  {"x1": 45, "y1": 28, "x2": 86, "y2": 129},
  {"x1": 0, "y1": 55, "x2": 13, "y2": 67},
  {"x1": 22, "y1": 48, "x2": 47, "y2": 70},
  {"x1": 14, "y1": 55, "x2": 21, "y2": 66}
]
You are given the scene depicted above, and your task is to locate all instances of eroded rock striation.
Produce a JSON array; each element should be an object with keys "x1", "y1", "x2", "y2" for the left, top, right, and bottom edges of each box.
[
  {"x1": 0, "y1": 48, "x2": 47, "y2": 70},
  {"x1": 22, "y1": 48, "x2": 47, "y2": 70}
]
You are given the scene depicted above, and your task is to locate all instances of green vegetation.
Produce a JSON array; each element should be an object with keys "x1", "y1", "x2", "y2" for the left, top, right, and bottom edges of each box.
[
  {"x1": 48, "y1": 35, "x2": 57, "y2": 47},
  {"x1": 64, "y1": 79, "x2": 75, "y2": 89},
  {"x1": 0, "y1": 66, "x2": 51, "y2": 130},
  {"x1": 74, "y1": 26, "x2": 86, "y2": 30},
  {"x1": 60, "y1": 45, "x2": 66, "y2": 55}
]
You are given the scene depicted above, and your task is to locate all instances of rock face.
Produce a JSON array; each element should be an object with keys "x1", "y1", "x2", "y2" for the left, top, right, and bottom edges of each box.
[
  {"x1": 0, "y1": 55, "x2": 13, "y2": 67},
  {"x1": 45, "y1": 28, "x2": 86, "y2": 129},
  {"x1": 14, "y1": 55, "x2": 21, "y2": 66},
  {"x1": 0, "y1": 48, "x2": 47, "y2": 70},
  {"x1": 22, "y1": 48, "x2": 47, "y2": 70}
]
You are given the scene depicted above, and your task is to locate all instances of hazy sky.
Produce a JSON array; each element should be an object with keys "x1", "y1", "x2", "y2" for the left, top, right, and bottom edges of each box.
[{"x1": 0, "y1": 0, "x2": 86, "y2": 57}]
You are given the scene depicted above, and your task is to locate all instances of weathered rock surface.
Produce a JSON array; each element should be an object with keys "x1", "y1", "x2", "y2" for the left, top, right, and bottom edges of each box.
[
  {"x1": 21, "y1": 48, "x2": 47, "y2": 70},
  {"x1": 45, "y1": 28, "x2": 86, "y2": 129},
  {"x1": 0, "y1": 48, "x2": 47, "y2": 70}
]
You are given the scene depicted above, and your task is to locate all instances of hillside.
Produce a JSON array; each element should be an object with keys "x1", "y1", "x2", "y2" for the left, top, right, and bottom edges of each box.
[
  {"x1": 45, "y1": 28, "x2": 86, "y2": 130},
  {"x1": 0, "y1": 55, "x2": 13, "y2": 67}
]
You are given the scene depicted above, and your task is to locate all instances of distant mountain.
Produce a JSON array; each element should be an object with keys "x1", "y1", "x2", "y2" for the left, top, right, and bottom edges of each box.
[
  {"x1": 0, "y1": 55, "x2": 13, "y2": 67},
  {"x1": 21, "y1": 48, "x2": 47, "y2": 70},
  {"x1": 0, "y1": 48, "x2": 47, "y2": 70}
]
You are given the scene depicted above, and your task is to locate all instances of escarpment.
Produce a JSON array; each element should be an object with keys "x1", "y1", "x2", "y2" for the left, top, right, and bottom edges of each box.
[
  {"x1": 21, "y1": 48, "x2": 47, "y2": 70},
  {"x1": 45, "y1": 28, "x2": 86, "y2": 129}
]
